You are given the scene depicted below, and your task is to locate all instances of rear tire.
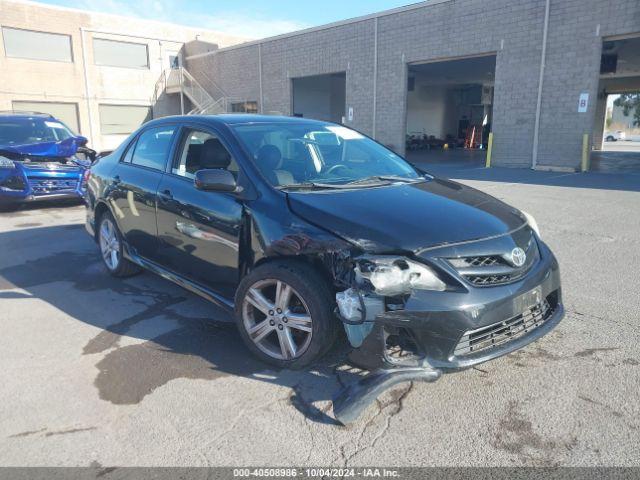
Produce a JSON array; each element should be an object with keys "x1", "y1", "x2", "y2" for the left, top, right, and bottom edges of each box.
[
  {"x1": 97, "y1": 211, "x2": 140, "y2": 277},
  {"x1": 235, "y1": 260, "x2": 339, "y2": 369}
]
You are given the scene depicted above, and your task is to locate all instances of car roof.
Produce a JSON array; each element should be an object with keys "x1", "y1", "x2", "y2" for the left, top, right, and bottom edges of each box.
[
  {"x1": 0, "y1": 110, "x2": 55, "y2": 119},
  {"x1": 145, "y1": 114, "x2": 331, "y2": 128}
]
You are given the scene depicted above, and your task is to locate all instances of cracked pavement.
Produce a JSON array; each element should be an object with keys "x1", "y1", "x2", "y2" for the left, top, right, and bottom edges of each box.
[{"x1": 0, "y1": 164, "x2": 639, "y2": 467}]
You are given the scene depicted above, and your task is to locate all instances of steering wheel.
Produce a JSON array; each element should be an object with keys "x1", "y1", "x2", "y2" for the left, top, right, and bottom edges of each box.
[{"x1": 326, "y1": 164, "x2": 349, "y2": 175}]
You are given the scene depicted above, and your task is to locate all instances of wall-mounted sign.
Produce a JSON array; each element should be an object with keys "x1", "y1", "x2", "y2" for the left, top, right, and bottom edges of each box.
[
  {"x1": 348, "y1": 107, "x2": 354, "y2": 122},
  {"x1": 578, "y1": 93, "x2": 589, "y2": 113}
]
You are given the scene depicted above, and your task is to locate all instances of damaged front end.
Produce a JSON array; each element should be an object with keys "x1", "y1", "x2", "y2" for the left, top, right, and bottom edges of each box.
[
  {"x1": 331, "y1": 255, "x2": 446, "y2": 424},
  {"x1": 330, "y1": 229, "x2": 564, "y2": 424},
  {"x1": 0, "y1": 139, "x2": 91, "y2": 204}
]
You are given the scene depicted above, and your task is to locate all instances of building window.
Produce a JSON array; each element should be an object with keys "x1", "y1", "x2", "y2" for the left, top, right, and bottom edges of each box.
[
  {"x1": 99, "y1": 104, "x2": 151, "y2": 135},
  {"x1": 93, "y1": 38, "x2": 149, "y2": 69},
  {"x1": 12, "y1": 101, "x2": 80, "y2": 134},
  {"x1": 2, "y1": 27, "x2": 73, "y2": 62},
  {"x1": 231, "y1": 101, "x2": 259, "y2": 114}
]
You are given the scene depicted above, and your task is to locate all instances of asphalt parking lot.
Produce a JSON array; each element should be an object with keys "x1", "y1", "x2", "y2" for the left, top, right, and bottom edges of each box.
[{"x1": 1, "y1": 165, "x2": 639, "y2": 467}]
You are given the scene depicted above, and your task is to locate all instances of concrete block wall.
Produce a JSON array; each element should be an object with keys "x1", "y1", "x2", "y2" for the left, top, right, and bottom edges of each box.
[
  {"x1": 187, "y1": 44, "x2": 262, "y2": 107},
  {"x1": 187, "y1": 19, "x2": 376, "y2": 134},
  {"x1": 537, "y1": 0, "x2": 640, "y2": 170},
  {"x1": 188, "y1": 0, "x2": 640, "y2": 169},
  {"x1": 262, "y1": 19, "x2": 375, "y2": 132},
  {"x1": 374, "y1": 0, "x2": 546, "y2": 164}
]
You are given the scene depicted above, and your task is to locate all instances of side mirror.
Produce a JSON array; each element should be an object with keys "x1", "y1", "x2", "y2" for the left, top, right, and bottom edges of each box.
[
  {"x1": 75, "y1": 135, "x2": 89, "y2": 147},
  {"x1": 96, "y1": 150, "x2": 113, "y2": 160},
  {"x1": 194, "y1": 169, "x2": 237, "y2": 192}
]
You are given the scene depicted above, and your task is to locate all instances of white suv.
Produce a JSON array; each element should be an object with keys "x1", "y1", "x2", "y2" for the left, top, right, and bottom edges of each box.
[{"x1": 605, "y1": 130, "x2": 626, "y2": 142}]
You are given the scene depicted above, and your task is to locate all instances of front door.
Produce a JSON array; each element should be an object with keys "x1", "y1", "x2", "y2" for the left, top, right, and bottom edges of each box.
[
  {"x1": 111, "y1": 124, "x2": 177, "y2": 259},
  {"x1": 155, "y1": 127, "x2": 243, "y2": 299}
]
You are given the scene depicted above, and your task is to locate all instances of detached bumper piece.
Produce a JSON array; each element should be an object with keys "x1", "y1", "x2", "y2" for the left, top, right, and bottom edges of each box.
[
  {"x1": 332, "y1": 296, "x2": 563, "y2": 424},
  {"x1": 333, "y1": 366, "x2": 441, "y2": 425}
]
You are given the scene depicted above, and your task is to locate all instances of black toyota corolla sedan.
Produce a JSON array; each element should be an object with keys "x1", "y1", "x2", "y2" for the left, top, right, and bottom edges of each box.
[{"x1": 85, "y1": 115, "x2": 563, "y2": 423}]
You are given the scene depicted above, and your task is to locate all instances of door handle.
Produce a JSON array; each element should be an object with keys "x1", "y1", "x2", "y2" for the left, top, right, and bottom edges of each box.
[{"x1": 158, "y1": 189, "x2": 173, "y2": 202}]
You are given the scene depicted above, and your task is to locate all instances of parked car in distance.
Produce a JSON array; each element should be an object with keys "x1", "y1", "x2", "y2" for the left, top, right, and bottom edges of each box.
[
  {"x1": 84, "y1": 115, "x2": 564, "y2": 423},
  {"x1": 605, "y1": 130, "x2": 626, "y2": 141},
  {"x1": 0, "y1": 111, "x2": 94, "y2": 209}
]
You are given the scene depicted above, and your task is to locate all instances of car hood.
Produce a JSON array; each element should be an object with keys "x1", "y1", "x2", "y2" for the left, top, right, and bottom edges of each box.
[
  {"x1": 0, "y1": 136, "x2": 82, "y2": 158},
  {"x1": 286, "y1": 178, "x2": 526, "y2": 253}
]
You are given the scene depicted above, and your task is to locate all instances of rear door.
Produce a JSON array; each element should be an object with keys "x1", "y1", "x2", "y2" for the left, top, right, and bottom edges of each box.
[
  {"x1": 155, "y1": 126, "x2": 244, "y2": 299},
  {"x1": 111, "y1": 124, "x2": 177, "y2": 260}
]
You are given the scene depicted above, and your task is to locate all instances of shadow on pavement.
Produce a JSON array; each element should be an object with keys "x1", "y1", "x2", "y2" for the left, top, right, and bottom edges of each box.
[
  {"x1": 409, "y1": 159, "x2": 640, "y2": 193},
  {"x1": 0, "y1": 199, "x2": 84, "y2": 214},
  {"x1": 0, "y1": 223, "x2": 362, "y2": 425}
]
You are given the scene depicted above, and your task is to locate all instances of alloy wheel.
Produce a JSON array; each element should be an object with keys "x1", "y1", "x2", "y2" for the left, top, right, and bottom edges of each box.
[
  {"x1": 99, "y1": 218, "x2": 120, "y2": 271},
  {"x1": 242, "y1": 279, "x2": 313, "y2": 361}
]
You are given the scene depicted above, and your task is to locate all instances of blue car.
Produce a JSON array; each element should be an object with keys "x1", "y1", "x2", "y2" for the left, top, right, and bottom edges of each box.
[{"x1": 0, "y1": 111, "x2": 94, "y2": 209}]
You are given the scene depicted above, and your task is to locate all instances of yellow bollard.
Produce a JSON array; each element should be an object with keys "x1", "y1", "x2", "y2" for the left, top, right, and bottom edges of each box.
[
  {"x1": 485, "y1": 132, "x2": 494, "y2": 168},
  {"x1": 581, "y1": 134, "x2": 590, "y2": 172}
]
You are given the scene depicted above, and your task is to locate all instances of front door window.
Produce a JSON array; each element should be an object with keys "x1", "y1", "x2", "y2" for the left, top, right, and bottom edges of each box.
[{"x1": 173, "y1": 129, "x2": 238, "y2": 179}]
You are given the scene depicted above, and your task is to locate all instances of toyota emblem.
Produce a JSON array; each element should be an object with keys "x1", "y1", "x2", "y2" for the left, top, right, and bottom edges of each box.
[{"x1": 510, "y1": 247, "x2": 527, "y2": 267}]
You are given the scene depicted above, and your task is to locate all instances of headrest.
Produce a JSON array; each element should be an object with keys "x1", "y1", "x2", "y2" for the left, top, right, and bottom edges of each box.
[
  {"x1": 256, "y1": 144, "x2": 282, "y2": 170},
  {"x1": 200, "y1": 138, "x2": 231, "y2": 170},
  {"x1": 185, "y1": 143, "x2": 203, "y2": 173}
]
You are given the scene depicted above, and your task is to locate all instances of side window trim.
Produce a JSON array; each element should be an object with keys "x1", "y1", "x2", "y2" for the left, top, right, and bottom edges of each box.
[
  {"x1": 119, "y1": 134, "x2": 139, "y2": 164},
  {"x1": 166, "y1": 125, "x2": 192, "y2": 174}
]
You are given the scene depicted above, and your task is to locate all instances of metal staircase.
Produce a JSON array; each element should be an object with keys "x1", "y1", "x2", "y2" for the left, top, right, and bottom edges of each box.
[{"x1": 151, "y1": 67, "x2": 239, "y2": 116}]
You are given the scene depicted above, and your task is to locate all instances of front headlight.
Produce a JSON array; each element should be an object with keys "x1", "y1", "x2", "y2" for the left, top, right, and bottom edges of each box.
[
  {"x1": 356, "y1": 256, "x2": 446, "y2": 296},
  {"x1": 521, "y1": 211, "x2": 541, "y2": 238},
  {"x1": 0, "y1": 156, "x2": 16, "y2": 169}
]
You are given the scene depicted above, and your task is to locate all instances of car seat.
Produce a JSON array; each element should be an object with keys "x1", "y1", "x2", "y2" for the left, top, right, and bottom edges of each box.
[{"x1": 255, "y1": 145, "x2": 294, "y2": 185}]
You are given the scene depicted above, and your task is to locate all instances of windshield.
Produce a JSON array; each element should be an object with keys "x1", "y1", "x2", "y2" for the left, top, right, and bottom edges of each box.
[
  {"x1": 231, "y1": 123, "x2": 420, "y2": 188},
  {"x1": 0, "y1": 117, "x2": 75, "y2": 147}
]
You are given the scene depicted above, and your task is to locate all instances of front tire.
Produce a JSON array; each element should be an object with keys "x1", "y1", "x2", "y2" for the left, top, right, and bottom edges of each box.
[
  {"x1": 97, "y1": 211, "x2": 140, "y2": 277},
  {"x1": 235, "y1": 260, "x2": 339, "y2": 369}
]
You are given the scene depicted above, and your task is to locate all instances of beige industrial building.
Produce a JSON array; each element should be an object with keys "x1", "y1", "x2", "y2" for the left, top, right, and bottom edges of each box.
[{"x1": 0, "y1": 0, "x2": 247, "y2": 151}]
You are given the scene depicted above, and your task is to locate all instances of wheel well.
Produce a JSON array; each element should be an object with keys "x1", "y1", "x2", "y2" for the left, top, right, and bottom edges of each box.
[
  {"x1": 250, "y1": 255, "x2": 337, "y2": 290},
  {"x1": 93, "y1": 202, "x2": 110, "y2": 241}
]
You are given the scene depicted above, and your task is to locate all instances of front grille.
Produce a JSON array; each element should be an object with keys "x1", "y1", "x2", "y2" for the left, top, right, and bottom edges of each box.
[
  {"x1": 446, "y1": 234, "x2": 539, "y2": 287},
  {"x1": 467, "y1": 274, "x2": 513, "y2": 286},
  {"x1": 454, "y1": 299, "x2": 553, "y2": 357},
  {"x1": 29, "y1": 178, "x2": 79, "y2": 195},
  {"x1": 449, "y1": 256, "x2": 507, "y2": 268}
]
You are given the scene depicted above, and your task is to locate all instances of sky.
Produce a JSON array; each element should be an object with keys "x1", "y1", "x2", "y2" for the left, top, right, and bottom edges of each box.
[{"x1": 34, "y1": 0, "x2": 419, "y2": 39}]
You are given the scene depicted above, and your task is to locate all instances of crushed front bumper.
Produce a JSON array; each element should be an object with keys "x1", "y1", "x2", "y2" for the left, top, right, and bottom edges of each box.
[
  {"x1": 0, "y1": 178, "x2": 84, "y2": 205},
  {"x1": 0, "y1": 191, "x2": 84, "y2": 204},
  {"x1": 333, "y1": 238, "x2": 564, "y2": 424}
]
